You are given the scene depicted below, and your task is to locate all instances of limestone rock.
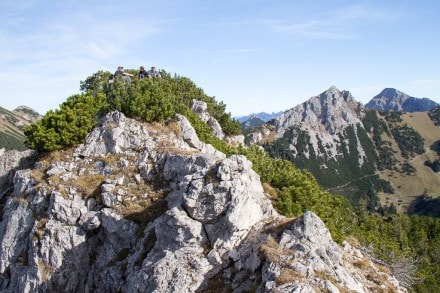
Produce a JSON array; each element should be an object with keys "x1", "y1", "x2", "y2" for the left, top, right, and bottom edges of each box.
[
  {"x1": 0, "y1": 149, "x2": 34, "y2": 195},
  {"x1": 259, "y1": 211, "x2": 406, "y2": 293},
  {"x1": 0, "y1": 111, "x2": 406, "y2": 292},
  {"x1": 190, "y1": 100, "x2": 225, "y2": 140}
]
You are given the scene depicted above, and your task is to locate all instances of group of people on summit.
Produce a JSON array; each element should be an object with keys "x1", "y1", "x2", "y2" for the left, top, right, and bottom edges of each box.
[{"x1": 113, "y1": 65, "x2": 161, "y2": 83}]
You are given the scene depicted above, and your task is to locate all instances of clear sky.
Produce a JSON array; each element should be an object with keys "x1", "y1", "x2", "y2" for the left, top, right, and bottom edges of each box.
[{"x1": 1, "y1": 0, "x2": 439, "y2": 116}]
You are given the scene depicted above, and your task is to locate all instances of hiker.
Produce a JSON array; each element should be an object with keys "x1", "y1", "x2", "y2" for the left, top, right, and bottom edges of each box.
[
  {"x1": 138, "y1": 66, "x2": 148, "y2": 79},
  {"x1": 147, "y1": 66, "x2": 161, "y2": 79},
  {"x1": 114, "y1": 66, "x2": 132, "y2": 83}
]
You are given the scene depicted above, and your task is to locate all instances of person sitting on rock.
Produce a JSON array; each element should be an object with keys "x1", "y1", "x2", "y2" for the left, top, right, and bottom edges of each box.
[
  {"x1": 138, "y1": 66, "x2": 148, "y2": 79},
  {"x1": 147, "y1": 66, "x2": 161, "y2": 79}
]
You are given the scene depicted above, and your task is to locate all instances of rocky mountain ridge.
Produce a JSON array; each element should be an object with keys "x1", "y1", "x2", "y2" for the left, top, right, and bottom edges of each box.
[
  {"x1": 247, "y1": 87, "x2": 440, "y2": 212},
  {"x1": 0, "y1": 110, "x2": 406, "y2": 292},
  {"x1": 249, "y1": 86, "x2": 366, "y2": 163},
  {"x1": 0, "y1": 106, "x2": 41, "y2": 151},
  {"x1": 366, "y1": 88, "x2": 438, "y2": 112},
  {"x1": 235, "y1": 111, "x2": 283, "y2": 123}
]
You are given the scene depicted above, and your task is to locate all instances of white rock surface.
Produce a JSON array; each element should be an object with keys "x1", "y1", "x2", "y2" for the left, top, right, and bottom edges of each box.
[{"x1": 0, "y1": 111, "x2": 406, "y2": 292}]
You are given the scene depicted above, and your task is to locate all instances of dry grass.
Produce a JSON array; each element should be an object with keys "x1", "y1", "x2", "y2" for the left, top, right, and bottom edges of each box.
[
  {"x1": 147, "y1": 121, "x2": 178, "y2": 136},
  {"x1": 15, "y1": 196, "x2": 30, "y2": 206},
  {"x1": 101, "y1": 154, "x2": 122, "y2": 166},
  {"x1": 353, "y1": 258, "x2": 371, "y2": 269},
  {"x1": 259, "y1": 236, "x2": 281, "y2": 263},
  {"x1": 314, "y1": 270, "x2": 339, "y2": 287},
  {"x1": 30, "y1": 168, "x2": 46, "y2": 184},
  {"x1": 344, "y1": 235, "x2": 361, "y2": 248},
  {"x1": 37, "y1": 259, "x2": 53, "y2": 282},
  {"x1": 166, "y1": 120, "x2": 182, "y2": 136},
  {"x1": 33, "y1": 217, "x2": 48, "y2": 240},
  {"x1": 37, "y1": 148, "x2": 74, "y2": 167},
  {"x1": 263, "y1": 217, "x2": 297, "y2": 236},
  {"x1": 75, "y1": 174, "x2": 105, "y2": 199},
  {"x1": 276, "y1": 268, "x2": 304, "y2": 285},
  {"x1": 117, "y1": 197, "x2": 168, "y2": 230},
  {"x1": 262, "y1": 182, "x2": 278, "y2": 199},
  {"x1": 375, "y1": 112, "x2": 440, "y2": 212}
]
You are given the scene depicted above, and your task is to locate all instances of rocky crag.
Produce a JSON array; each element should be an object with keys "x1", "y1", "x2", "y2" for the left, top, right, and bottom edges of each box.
[
  {"x1": 366, "y1": 88, "x2": 438, "y2": 112},
  {"x1": 0, "y1": 109, "x2": 406, "y2": 292},
  {"x1": 247, "y1": 86, "x2": 371, "y2": 176},
  {"x1": 246, "y1": 87, "x2": 440, "y2": 211}
]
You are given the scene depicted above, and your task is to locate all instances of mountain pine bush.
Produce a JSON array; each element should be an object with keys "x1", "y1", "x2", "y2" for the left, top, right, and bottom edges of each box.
[{"x1": 24, "y1": 70, "x2": 241, "y2": 152}]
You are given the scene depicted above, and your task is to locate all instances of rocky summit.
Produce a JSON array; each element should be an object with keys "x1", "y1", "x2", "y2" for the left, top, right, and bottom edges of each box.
[
  {"x1": 366, "y1": 88, "x2": 438, "y2": 112},
  {"x1": 0, "y1": 110, "x2": 406, "y2": 292},
  {"x1": 249, "y1": 86, "x2": 366, "y2": 163}
]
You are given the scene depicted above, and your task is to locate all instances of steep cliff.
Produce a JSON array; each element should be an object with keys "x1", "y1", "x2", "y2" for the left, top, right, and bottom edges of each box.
[{"x1": 0, "y1": 111, "x2": 406, "y2": 292}]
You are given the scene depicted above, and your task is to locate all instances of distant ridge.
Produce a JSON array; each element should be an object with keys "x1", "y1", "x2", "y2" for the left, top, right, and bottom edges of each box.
[
  {"x1": 366, "y1": 88, "x2": 438, "y2": 112},
  {"x1": 235, "y1": 111, "x2": 282, "y2": 123},
  {"x1": 246, "y1": 86, "x2": 440, "y2": 214},
  {"x1": 0, "y1": 105, "x2": 41, "y2": 151}
]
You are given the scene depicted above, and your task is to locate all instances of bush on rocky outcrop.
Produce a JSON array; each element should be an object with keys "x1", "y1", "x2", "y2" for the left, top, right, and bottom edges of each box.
[{"x1": 24, "y1": 70, "x2": 241, "y2": 153}]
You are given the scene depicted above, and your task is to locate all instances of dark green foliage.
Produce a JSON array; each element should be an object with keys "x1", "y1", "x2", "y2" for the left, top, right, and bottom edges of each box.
[
  {"x1": 401, "y1": 161, "x2": 416, "y2": 175},
  {"x1": 263, "y1": 124, "x2": 393, "y2": 210},
  {"x1": 362, "y1": 110, "x2": 396, "y2": 170},
  {"x1": 355, "y1": 211, "x2": 440, "y2": 291},
  {"x1": 0, "y1": 132, "x2": 28, "y2": 151},
  {"x1": 242, "y1": 146, "x2": 357, "y2": 242},
  {"x1": 80, "y1": 70, "x2": 113, "y2": 93},
  {"x1": 431, "y1": 140, "x2": 440, "y2": 156},
  {"x1": 25, "y1": 70, "x2": 241, "y2": 153},
  {"x1": 384, "y1": 110, "x2": 403, "y2": 123},
  {"x1": 391, "y1": 124, "x2": 425, "y2": 159},
  {"x1": 408, "y1": 194, "x2": 440, "y2": 218},
  {"x1": 24, "y1": 94, "x2": 106, "y2": 152},
  {"x1": 424, "y1": 159, "x2": 440, "y2": 173},
  {"x1": 428, "y1": 106, "x2": 440, "y2": 126}
]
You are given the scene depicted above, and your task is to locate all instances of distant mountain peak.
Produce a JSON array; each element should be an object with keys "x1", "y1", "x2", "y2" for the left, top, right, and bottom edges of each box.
[
  {"x1": 366, "y1": 88, "x2": 438, "y2": 112},
  {"x1": 273, "y1": 86, "x2": 363, "y2": 136},
  {"x1": 235, "y1": 111, "x2": 283, "y2": 123}
]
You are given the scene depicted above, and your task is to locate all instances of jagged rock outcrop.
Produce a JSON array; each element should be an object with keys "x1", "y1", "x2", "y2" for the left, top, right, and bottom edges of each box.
[
  {"x1": 366, "y1": 88, "x2": 438, "y2": 112},
  {"x1": 260, "y1": 211, "x2": 405, "y2": 292},
  {"x1": 0, "y1": 149, "x2": 34, "y2": 195},
  {"x1": 249, "y1": 86, "x2": 367, "y2": 163},
  {"x1": 190, "y1": 99, "x2": 244, "y2": 146},
  {"x1": 0, "y1": 111, "x2": 406, "y2": 292},
  {"x1": 190, "y1": 100, "x2": 225, "y2": 140},
  {"x1": 0, "y1": 111, "x2": 277, "y2": 292}
]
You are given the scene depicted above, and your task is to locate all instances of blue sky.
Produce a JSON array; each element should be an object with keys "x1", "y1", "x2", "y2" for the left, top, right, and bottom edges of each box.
[{"x1": 1, "y1": 0, "x2": 439, "y2": 116}]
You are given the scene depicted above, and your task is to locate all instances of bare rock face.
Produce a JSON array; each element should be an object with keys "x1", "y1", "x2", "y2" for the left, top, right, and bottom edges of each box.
[
  {"x1": 190, "y1": 99, "x2": 225, "y2": 140},
  {"x1": 0, "y1": 149, "x2": 34, "y2": 195},
  {"x1": 248, "y1": 87, "x2": 368, "y2": 166},
  {"x1": 0, "y1": 111, "x2": 406, "y2": 292},
  {"x1": 0, "y1": 111, "x2": 277, "y2": 292},
  {"x1": 260, "y1": 211, "x2": 406, "y2": 293}
]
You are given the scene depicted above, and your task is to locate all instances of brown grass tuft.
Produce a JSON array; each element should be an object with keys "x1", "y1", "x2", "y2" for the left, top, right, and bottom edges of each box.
[
  {"x1": 262, "y1": 182, "x2": 278, "y2": 199},
  {"x1": 260, "y1": 236, "x2": 281, "y2": 263},
  {"x1": 276, "y1": 268, "x2": 304, "y2": 285},
  {"x1": 353, "y1": 258, "x2": 371, "y2": 269},
  {"x1": 75, "y1": 174, "x2": 105, "y2": 199}
]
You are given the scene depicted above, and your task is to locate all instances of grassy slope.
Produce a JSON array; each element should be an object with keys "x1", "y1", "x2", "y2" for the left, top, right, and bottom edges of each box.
[
  {"x1": 377, "y1": 111, "x2": 440, "y2": 212},
  {"x1": 0, "y1": 107, "x2": 32, "y2": 150}
]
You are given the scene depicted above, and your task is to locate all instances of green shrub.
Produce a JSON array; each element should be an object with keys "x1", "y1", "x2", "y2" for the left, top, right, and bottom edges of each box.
[{"x1": 24, "y1": 70, "x2": 242, "y2": 153}]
